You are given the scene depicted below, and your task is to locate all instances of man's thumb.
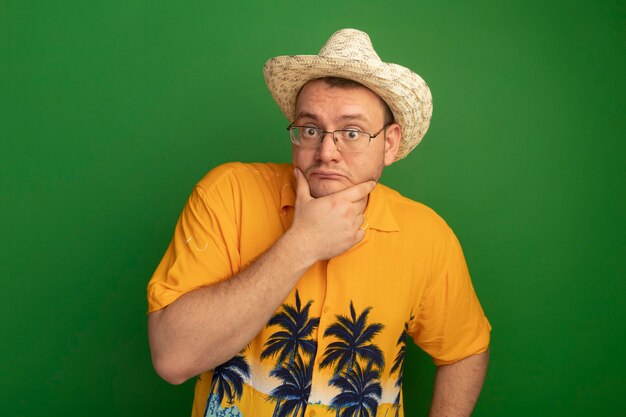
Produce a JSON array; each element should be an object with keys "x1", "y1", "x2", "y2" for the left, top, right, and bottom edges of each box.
[{"x1": 294, "y1": 168, "x2": 312, "y2": 201}]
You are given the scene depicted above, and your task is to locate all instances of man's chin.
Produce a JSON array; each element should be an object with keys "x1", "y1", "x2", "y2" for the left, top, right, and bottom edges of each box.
[{"x1": 309, "y1": 179, "x2": 348, "y2": 198}]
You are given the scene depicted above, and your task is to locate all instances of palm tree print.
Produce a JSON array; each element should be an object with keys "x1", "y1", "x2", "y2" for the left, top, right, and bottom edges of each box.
[
  {"x1": 319, "y1": 301, "x2": 385, "y2": 376},
  {"x1": 268, "y1": 354, "x2": 313, "y2": 417},
  {"x1": 261, "y1": 290, "x2": 320, "y2": 368},
  {"x1": 208, "y1": 354, "x2": 251, "y2": 406},
  {"x1": 389, "y1": 322, "x2": 409, "y2": 417},
  {"x1": 262, "y1": 290, "x2": 320, "y2": 417},
  {"x1": 329, "y1": 361, "x2": 382, "y2": 417}
]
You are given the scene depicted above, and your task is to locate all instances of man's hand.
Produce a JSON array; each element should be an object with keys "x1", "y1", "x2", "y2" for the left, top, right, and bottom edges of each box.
[{"x1": 288, "y1": 168, "x2": 376, "y2": 263}]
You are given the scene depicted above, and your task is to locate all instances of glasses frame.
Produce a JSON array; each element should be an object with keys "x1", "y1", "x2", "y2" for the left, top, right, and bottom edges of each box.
[{"x1": 286, "y1": 122, "x2": 392, "y2": 152}]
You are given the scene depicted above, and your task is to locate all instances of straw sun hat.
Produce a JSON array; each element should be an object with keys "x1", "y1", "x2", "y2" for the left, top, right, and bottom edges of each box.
[{"x1": 264, "y1": 28, "x2": 433, "y2": 160}]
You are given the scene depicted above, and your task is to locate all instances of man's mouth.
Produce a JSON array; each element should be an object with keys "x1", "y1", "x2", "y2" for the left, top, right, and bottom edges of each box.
[
  {"x1": 313, "y1": 173, "x2": 343, "y2": 179},
  {"x1": 309, "y1": 170, "x2": 346, "y2": 180}
]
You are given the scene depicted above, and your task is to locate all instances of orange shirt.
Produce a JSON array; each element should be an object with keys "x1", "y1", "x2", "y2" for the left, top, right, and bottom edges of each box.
[{"x1": 147, "y1": 162, "x2": 491, "y2": 417}]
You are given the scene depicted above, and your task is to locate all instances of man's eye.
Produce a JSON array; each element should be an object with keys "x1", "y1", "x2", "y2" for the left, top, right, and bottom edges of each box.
[
  {"x1": 345, "y1": 130, "x2": 360, "y2": 140},
  {"x1": 303, "y1": 128, "x2": 318, "y2": 137}
]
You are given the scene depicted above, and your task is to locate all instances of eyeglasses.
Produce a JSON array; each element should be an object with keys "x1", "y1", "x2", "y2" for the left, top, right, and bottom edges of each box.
[{"x1": 287, "y1": 122, "x2": 391, "y2": 152}]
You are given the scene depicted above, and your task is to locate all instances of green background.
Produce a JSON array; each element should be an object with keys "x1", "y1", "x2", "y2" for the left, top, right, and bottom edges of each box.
[{"x1": 1, "y1": 0, "x2": 624, "y2": 416}]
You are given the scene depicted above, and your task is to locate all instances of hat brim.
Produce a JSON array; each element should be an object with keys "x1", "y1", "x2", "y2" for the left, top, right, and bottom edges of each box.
[{"x1": 264, "y1": 54, "x2": 433, "y2": 160}]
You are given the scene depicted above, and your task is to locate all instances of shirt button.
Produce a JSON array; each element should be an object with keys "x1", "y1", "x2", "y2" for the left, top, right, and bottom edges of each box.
[
  {"x1": 323, "y1": 305, "x2": 330, "y2": 313},
  {"x1": 308, "y1": 410, "x2": 316, "y2": 417}
]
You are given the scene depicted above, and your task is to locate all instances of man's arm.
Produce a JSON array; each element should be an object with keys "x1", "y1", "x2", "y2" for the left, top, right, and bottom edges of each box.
[
  {"x1": 429, "y1": 349, "x2": 490, "y2": 417},
  {"x1": 148, "y1": 169, "x2": 375, "y2": 384}
]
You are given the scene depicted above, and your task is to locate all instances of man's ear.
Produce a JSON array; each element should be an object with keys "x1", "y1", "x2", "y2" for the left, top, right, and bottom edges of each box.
[{"x1": 383, "y1": 123, "x2": 402, "y2": 166}]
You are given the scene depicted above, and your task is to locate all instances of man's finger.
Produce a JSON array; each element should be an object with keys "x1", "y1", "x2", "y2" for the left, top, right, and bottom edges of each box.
[
  {"x1": 294, "y1": 168, "x2": 312, "y2": 203},
  {"x1": 335, "y1": 180, "x2": 377, "y2": 203}
]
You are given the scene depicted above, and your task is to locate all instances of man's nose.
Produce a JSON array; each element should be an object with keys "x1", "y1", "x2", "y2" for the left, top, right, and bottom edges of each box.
[{"x1": 317, "y1": 132, "x2": 340, "y2": 161}]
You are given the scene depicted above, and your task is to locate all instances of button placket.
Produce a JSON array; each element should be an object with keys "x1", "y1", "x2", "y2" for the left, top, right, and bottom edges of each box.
[{"x1": 307, "y1": 259, "x2": 334, "y2": 405}]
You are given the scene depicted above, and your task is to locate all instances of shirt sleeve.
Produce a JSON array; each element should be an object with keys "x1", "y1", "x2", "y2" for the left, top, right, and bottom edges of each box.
[
  {"x1": 146, "y1": 167, "x2": 243, "y2": 313},
  {"x1": 408, "y1": 224, "x2": 491, "y2": 365}
]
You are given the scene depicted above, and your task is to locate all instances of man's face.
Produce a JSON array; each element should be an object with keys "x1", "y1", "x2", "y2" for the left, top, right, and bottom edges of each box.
[{"x1": 291, "y1": 79, "x2": 401, "y2": 198}]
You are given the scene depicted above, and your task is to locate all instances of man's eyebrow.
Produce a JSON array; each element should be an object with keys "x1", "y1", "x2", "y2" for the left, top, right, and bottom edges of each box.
[
  {"x1": 294, "y1": 111, "x2": 320, "y2": 121},
  {"x1": 338, "y1": 114, "x2": 371, "y2": 123}
]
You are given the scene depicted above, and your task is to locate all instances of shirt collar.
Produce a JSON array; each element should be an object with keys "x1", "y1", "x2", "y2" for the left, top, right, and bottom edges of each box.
[
  {"x1": 363, "y1": 183, "x2": 400, "y2": 232},
  {"x1": 280, "y1": 174, "x2": 296, "y2": 213}
]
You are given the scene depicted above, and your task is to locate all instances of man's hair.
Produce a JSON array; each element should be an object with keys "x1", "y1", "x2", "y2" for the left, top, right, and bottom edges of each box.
[{"x1": 312, "y1": 76, "x2": 396, "y2": 125}]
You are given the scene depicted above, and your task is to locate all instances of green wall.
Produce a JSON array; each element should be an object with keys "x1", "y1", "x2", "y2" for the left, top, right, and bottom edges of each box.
[{"x1": 1, "y1": 1, "x2": 624, "y2": 415}]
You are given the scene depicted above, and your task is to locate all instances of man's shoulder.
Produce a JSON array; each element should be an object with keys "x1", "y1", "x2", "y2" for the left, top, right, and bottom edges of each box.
[{"x1": 196, "y1": 162, "x2": 292, "y2": 193}]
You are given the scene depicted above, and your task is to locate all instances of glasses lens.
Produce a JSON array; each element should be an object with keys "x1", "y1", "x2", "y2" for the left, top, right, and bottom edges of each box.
[
  {"x1": 290, "y1": 127, "x2": 322, "y2": 148},
  {"x1": 335, "y1": 130, "x2": 370, "y2": 152}
]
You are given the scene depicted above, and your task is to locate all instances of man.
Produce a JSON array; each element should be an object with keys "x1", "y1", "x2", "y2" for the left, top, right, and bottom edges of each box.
[{"x1": 147, "y1": 29, "x2": 491, "y2": 417}]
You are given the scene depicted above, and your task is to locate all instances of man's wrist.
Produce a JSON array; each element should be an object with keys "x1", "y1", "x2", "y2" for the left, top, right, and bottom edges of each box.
[{"x1": 277, "y1": 228, "x2": 319, "y2": 273}]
